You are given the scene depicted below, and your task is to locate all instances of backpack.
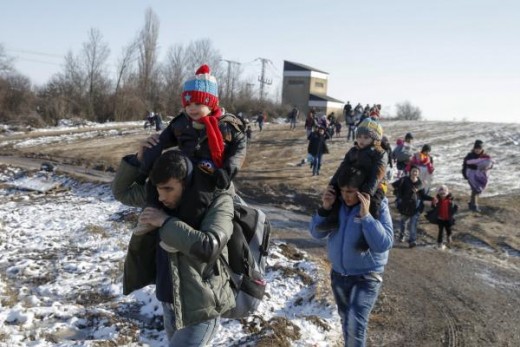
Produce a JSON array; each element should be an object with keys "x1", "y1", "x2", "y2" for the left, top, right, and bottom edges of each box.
[
  {"x1": 394, "y1": 144, "x2": 413, "y2": 163},
  {"x1": 221, "y1": 201, "x2": 271, "y2": 319}
]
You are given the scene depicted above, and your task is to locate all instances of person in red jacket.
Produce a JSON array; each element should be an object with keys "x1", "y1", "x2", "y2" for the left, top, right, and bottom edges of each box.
[{"x1": 428, "y1": 185, "x2": 458, "y2": 249}]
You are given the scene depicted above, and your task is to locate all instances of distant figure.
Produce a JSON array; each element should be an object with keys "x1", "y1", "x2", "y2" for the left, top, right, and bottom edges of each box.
[
  {"x1": 345, "y1": 108, "x2": 357, "y2": 142},
  {"x1": 427, "y1": 185, "x2": 459, "y2": 250},
  {"x1": 289, "y1": 107, "x2": 299, "y2": 130},
  {"x1": 462, "y1": 140, "x2": 494, "y2": 212},
  {"x1": 393, "y1": 132, "x2": 415, "y2": 178},
  {"x1": 343, "y1": 101, "x2": 352, "y2": 122},
  {"x1": 154, "y1": 113, "x2": 163, "y2": 131},
  {"x1": 256, "y1": 112, "x2": 265, "y2": 131},
  {"x1": 334, "y1": 121, "x2": 342, "y2": 137},
  {"x1": 245, "y1": 125, "x2": 252, "y2": 144},
  {"x1": 381, "y1": 136, "x2": 393, "y2": 182},
  {"x1": 307, "y1": 126, "x2": 330, "y2": 176},
  {"x1": 305, "y1": 111, "x2": 316, "y2": 138}
]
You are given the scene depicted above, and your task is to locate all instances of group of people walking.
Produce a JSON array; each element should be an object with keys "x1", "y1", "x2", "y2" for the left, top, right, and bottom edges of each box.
[
  {"x1": 111, "y1": 62, "x2": 494, "y2": 346},
  {"x1": 308, "y1": 108, "x2": 494, "y2": 344}
]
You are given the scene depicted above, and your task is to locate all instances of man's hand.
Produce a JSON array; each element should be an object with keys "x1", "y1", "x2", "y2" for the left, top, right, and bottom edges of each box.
[
  {"x1": 136, "y1": 134, "x2": 160, "y2": 162},
  {"x1": 357, "y1": 192, "x2": 371, "y2": 217},
  {"x1": 138, "y1": 207, "x2": 169, "y2": 227},
  {"x1": 321, "y1": 185, "x2": 337, "y2": 210}
]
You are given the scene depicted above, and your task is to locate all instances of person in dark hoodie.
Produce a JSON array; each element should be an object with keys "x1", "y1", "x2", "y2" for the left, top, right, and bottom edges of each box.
[
  {"x1": 392, "y1": 165, "x2": 434, "y2": 248},
  {"x1": 307, "y1": 125, "x2": 330, "y2": 176}
]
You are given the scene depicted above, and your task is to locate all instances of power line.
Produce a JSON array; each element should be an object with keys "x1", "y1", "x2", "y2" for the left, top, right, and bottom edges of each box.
[
  {"x1": 14, "y1": 57, "x2": 63, "y2": 66},
  {"x1": 6, "y1": 48, "x2": 63, "y2": 59}
]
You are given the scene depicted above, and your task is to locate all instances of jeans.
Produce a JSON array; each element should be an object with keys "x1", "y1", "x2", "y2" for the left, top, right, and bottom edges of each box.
[
  {"x1": 347, "y1": 125, "x2": 356, "y2": 141},
  {"x1": 331, "y1": 270, "x2": 383, "y2": 347},
  {"x1": 312, "y1": 153, "x2": 323, "y2": 175},
  {"x1": 162, "y1": 302, "x2": 220, "y2": 347},
  {"x1": 399, "y1": 213, "x2": 419, "y2": 243}
]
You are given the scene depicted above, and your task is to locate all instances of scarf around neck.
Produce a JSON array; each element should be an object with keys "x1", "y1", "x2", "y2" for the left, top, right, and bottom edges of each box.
[{"x1": 196, "y1": 108, "x2": 224, "y2": 168}]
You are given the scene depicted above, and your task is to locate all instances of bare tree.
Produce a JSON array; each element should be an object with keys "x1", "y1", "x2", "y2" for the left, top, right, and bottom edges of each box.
[
  {"x1": 137, "y1": 7, "x2": 160, "y2": 110},
  {"x1": 185, "y1": 39, "x2": 223, "y2": 78},
  {"x1": 61, "y1": 50, "x2": 86, "y2": 116},
  {"x1": 162, "y1": 44, "x2": 190, "y2": 114},
  {"x1": 395, "y1": 101, "x2": 422, "y2": 120},
  {"x1": 113, "y1": 39, "x2": 138, "y2": 120},
  {"x1": 82, "y1": 28, "x2": 110, "y2": 120},
  {"x1": 0, "y1": 44, "x2": 14, "y2": 74}
]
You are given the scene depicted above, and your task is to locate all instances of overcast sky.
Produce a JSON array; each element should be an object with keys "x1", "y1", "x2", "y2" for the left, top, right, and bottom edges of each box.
[{"x1": 2, "y1": 0, "x2": 519, "y2": 123}]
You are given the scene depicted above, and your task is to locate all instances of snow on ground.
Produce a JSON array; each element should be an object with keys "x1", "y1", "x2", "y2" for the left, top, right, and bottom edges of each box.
[{"x1": 0, "y1": 167, "x2": 341, "y2": 346}]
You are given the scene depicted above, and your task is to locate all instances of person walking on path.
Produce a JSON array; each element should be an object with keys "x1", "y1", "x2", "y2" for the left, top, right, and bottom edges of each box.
[
  {"x1": 406, "y1": 144, "x2": 435, "y2": 194},
  {"x1": 309, "y1": 167, "x2": 393, "y2": 346},
  {"x1": 392, "y1": 165, "x2": 434, "y2": 248},
  {"x1": 462, "y1": 140, "x2": 494, "y2": 212},
  {"x1": 426, "y1": 185, "x2": 458, "y2": 249},
  {"x1": 307, "y1": 126, "x2": 330, "y2": 176},
  {"x1": 393, "y1": 133, "x2": 415, "y2": 178},
  {"x1": 289, "y1": 107, "x2": 299, "y2": 130}
]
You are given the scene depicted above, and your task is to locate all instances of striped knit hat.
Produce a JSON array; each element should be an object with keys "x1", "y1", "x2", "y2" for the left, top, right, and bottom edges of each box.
[
  {"x1": 356, "y1": 118, "x2": 383, "y2": 141},
  {"x1": 181, "y1": 64, "x2": 219, "y2": 110}
]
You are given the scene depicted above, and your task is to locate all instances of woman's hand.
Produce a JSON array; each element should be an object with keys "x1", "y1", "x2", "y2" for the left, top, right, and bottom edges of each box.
[
  {"x1": 136, "y1": 134, "x2": 160, "y2": 162},
  {"x1": 357, "y1": 192, "x2": 371, "y2": 217},
  {"x1": 321, "y1": 185, "x2": 337, "y2": 210}
]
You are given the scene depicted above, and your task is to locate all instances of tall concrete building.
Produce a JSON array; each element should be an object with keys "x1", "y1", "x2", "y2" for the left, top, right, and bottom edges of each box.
[{"x1": 281, "y1": 60, "x2": 344, "y2": 117}]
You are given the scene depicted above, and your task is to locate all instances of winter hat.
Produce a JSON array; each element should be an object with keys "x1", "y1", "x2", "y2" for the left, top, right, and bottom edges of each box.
[
  {"x1": 396, "y1": 138, "x2": 404, "y2": 146},
  {"x1": 437, "y1": 185, "x2": 449, "y2": 195},
  {"x1": 356, "y1": 118, "x2": 383, "y2": 141},
  {"x1": 405, "y1": 132, "x2": 414, "y2": 140},
  {"x1": 421, "y1": 144, "x2": 431, "y2": 153},
  {"x1": 181, "y1": 64, "x2": 219, "y2": 110},
  {"x1": 473, "y1": 139, "x2": 484, "y2": 149}
]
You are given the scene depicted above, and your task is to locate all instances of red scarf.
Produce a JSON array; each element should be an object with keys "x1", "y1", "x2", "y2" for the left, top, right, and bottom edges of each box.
[{"x1": 197, "y1": 108, "x2": 224, "y2": 168}]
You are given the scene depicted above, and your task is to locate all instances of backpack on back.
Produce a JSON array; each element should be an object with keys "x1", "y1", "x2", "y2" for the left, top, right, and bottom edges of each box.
[
  {"x1": 394, "y1": 144, "x2": 413, "y2": 163},
  {"x1": 221, "y1": 202, "x2": 271, "y2": 319}
]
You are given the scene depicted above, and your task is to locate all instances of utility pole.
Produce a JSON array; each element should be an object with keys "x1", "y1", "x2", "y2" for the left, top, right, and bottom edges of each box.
[
  {"x1": 256, "y1": 58, "x2": 272, "y2": 102},
  {"x1": 221, "y1": 59, "x2": 240, "y2": 102}
]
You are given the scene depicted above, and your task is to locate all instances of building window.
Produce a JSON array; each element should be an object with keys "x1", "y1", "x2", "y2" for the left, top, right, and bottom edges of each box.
[
  {"x1": 315, "y1": 82, "x2": 324, "y2": 88},
  {"x1": 288, "y1": 80, "x2": 304, "y2": 85}
]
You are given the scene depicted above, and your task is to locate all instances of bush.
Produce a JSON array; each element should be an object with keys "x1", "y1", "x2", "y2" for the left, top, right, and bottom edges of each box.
[{"x1": 395, "y1": 101, "x2": 422, "y2": 120}]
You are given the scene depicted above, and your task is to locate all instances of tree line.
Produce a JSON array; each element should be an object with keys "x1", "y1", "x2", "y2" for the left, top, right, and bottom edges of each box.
[{"x1": 0, "y1": 8, "x2": 286, "y2": 127}]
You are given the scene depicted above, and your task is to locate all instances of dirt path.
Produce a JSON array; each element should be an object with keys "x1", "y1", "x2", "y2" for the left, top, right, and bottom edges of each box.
[{"x1": 1, "y1": 121, "x2": 519, "y2": 346}]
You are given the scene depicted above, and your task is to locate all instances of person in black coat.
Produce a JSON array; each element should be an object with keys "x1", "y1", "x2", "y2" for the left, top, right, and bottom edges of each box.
[{"x1": 307, "y1": 126, "x2": 330, "y2": 176}]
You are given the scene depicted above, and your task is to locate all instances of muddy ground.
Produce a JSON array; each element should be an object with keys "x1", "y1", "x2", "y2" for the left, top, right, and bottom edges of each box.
[{"x1": 1, "y1": 121, "x2": 519, "y2": 346}]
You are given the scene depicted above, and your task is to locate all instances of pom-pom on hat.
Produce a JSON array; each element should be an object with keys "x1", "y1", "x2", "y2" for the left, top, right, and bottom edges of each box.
[
  {"x1": 356, "y1": 118, "x2": 383, "y2": 141},
  {"x1": 181, "y1": 64, "x2": 219, "y2": 110},
  {"x1": 437, "y1": 184, "x2": 449, "y2": 195}
]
